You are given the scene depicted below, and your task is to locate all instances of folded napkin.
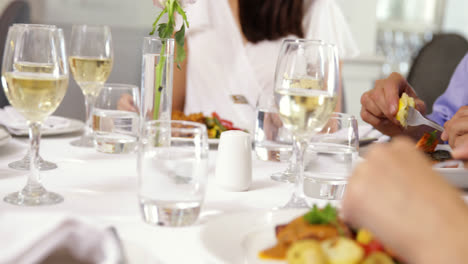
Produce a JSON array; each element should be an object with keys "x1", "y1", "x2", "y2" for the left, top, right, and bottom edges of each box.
[
  {"x1": 0, "y1": 213, "x2": 123, "y2": 264},
  {"x1": 359, "y1": 124, "x2": 390, "y2": 143},
  {"x1": 0, "y1": 106, "x2": 70, "y2": 133}
]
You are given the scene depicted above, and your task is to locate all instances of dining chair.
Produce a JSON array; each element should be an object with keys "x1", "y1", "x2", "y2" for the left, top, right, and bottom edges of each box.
[
  {"x1": 407, "y1": 33, "x2": 468, "y2": 113},
  {"x1": 0, "y1": 0, "x2": 30, "y2": 108}
]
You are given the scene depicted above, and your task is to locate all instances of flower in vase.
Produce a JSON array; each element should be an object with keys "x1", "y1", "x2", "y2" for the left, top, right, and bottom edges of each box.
[{"x1": 153, "y1": 0, "x2": 197, "y2": 8}]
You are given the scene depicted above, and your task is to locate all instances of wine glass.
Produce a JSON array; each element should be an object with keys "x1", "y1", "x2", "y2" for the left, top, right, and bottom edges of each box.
[
  {"x1": 1, "y1": 24, "x2": 69, "y2": 205},
  {"x1": 69, "y1": 25, "x2": 113, "y2": 147},
  {"x1": 274, "y1": 39, "x2": 340, "y2": 208}
]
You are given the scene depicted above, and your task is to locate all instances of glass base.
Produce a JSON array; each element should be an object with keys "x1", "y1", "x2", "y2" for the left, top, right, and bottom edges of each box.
[
  {"x1": 139, "y1": 197, "x2": 201, "y2": 227},
  {"x1": 8, "y1": 154, "x2": 57, "y2": 171},
  {"x1": 4, "y1": 190, "x2": 63, "y2": 206},
  {"x1": 271, "y1": 171, "x2": 296, "y2": 183},
  {"x1": 70, "y1": 135, "x2": 94, "y2": 148},
  {"x1": 281, "y1": 193, "x2": 310, "y2": 209}
]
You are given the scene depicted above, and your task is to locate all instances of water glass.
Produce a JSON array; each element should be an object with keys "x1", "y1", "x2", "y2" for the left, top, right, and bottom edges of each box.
[
  {"x1": 92, "y1": 84, "x2": 140, "y2": 154},
  {"x1": 304, "y1": 113, "x2": 359, "y2": 200},
  {"x1": 138, "y1": 120, "x2": 209, "y2": 227}
]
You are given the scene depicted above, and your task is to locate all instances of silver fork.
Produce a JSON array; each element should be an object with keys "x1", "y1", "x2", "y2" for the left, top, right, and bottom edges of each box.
[{"x1": 406, "y1": 107, "x2": 444, "y2": 132}]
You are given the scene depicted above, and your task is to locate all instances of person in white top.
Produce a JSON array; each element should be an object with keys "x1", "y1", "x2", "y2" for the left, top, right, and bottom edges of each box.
[{"x1": 173, "y1": 0, "x2": 359, "y2": 131}]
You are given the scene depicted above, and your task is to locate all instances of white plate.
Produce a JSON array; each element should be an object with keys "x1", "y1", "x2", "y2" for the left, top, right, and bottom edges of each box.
[
  {"x1": 432, "y1": 145, "x2": 468, "y2": 188},
  {"x1": 6, "y1": 118, "x2": 84, "y2": 136},
  {"x1": 201, "y1": 209, "x2": 307, "y2": 264},
  {"x1": 0, "y1": 128, "x2": 11, "y2": 147}
]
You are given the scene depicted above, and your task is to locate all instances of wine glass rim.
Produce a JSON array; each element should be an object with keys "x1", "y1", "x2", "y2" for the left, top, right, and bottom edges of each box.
[
  {"x1": 72, "y1": 24, "x2": 111, "y2": 30},
  {"x1": 330, "y1": 112, "x2": 357, "y2": 121},
  {"x1": 145, "y1": 120, "x2": 207, "y2": 133},
  {"x1": 12, "y1": 23, "x2": 56, "y2": 28},
  {"x1": 101, "y1": 83, "x2": 139, "y2": 90},
  {"x1": 282, "y1": 38, "x2": 337, "y2": 48}
]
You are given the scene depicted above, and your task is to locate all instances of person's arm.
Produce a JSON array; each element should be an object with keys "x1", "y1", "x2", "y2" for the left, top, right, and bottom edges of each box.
[
  {"x1": 172, "y1": 38, "x2": 188, "y2": 112},
  {"x1": 342, "y1": 137, "x2": 468, "y2": 264},
  {"x1": 427, "y1": 53, "x2": 468, "y2": 126}
]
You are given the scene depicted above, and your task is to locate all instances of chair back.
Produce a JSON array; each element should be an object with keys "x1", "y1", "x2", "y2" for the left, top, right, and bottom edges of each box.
[{"x1": 407, "y1": 33, "x2": 468, "y2": 113}]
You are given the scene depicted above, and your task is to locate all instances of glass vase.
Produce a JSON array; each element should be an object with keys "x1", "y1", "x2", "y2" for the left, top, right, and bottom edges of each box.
[{"x1": 141, "y1": 37, "x2": 174, "y2": 123}]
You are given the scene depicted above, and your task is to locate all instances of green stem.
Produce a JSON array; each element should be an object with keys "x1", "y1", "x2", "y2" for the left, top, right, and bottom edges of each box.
[{"x1": 152, "y1": 42, "x2": 167, "y2": 120}]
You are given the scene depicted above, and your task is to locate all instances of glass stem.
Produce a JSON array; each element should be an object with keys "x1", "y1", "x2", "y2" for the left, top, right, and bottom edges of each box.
[
  {"x1": 292, "y1": 138, "x2": 307, "y2": 201},
  {"x1": 24, "y1": 122, "x2": 44, "y2": 194},
  {"x1": 84, "y1": 94, "x2": 96, "y2": 137}
]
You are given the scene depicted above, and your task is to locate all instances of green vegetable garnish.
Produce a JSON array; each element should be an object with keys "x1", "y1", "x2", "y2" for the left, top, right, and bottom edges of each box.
[
  {"x1": 303, "y1": 204, "x2": 338, "y2": 225},
  {"x1": 426, "y1": 130, "x2": 438, "y2": 147}
]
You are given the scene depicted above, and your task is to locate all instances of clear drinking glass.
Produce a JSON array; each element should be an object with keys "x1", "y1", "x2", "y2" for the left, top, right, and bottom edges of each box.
[
  {"x1": 69, "y1": 25, "x2": 113, "y2": 147},
  {"x1": 93, "y1": 84, "x2": 140, "y2": 154},
  {"x1": 274, "y1": 39, "x2": 340, "y2": 208},
  {"x1": 254, "y1": 87, "x2": 294, "y2": 182},
  {"x1": 138, "y1": 120, "x2": 209, "y2": 227},
  {"x1": 304, "y1": 113, "x2": 359, "y2": 200},
  {"x1": 1, "y1": 24, "x2": 69, "y2": 205}
]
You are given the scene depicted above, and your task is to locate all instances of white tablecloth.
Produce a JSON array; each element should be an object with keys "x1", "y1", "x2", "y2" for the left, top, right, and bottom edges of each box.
[{"x1": 0, "y1": 135, "x2": 303, "y2": 264}]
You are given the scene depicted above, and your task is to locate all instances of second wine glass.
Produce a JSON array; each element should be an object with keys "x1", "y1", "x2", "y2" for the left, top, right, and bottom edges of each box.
[
  {"x1": 69, "y1": 25, "x2": 113, "y2": 147},
  {"x1": 274, "y1": 39, "x2": 340, "y2": 208}
]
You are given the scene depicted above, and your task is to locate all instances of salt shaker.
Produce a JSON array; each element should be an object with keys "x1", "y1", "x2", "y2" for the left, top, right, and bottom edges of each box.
[{"x1": 215, "y1": 130, "x2": 252, "y2": 191}]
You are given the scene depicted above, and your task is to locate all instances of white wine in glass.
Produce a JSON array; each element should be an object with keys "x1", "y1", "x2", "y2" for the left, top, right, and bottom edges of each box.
[
  {"x1": 274, "y1": 39, "x2": 340, "y2": 208},
  {"x1": 1, "y1": 24, "x2": 69, "y2": 205},
  {"x1": 8, "y1": 61, "x2": 61, "y2": 171},
  {"x1": 69, "y1": 25, "x2": 113, "y2": 147}
]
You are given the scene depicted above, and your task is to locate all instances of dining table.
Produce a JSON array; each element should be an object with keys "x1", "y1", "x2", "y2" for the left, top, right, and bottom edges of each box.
[
  {"x1": 0, "y1": 130, "x2": 319, "y2": 264},
  {"x1": 1, "y1": 130, "x2": 467, "y2": 264}
]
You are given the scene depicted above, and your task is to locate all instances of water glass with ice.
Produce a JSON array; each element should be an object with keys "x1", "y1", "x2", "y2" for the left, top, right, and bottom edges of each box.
[
  {"x1": 304, "y1": 113, "x2": 359, "y2": 200},
  {"x1": 92, "y1": 84, "x2": 140, "y2": 154},
  {"x1": 138, "y1": 120, "x2": 209, "y2": 227}
]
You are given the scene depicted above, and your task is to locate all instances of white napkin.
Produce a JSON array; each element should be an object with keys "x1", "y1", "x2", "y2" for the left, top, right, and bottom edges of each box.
[
  {"x1": 0, "y1": 106, "x2": 70, "y2": 133},
  {"x1": 359, "y1": 124, "x2": 390, "y2": 143},
  {"x1": 0, "y1": 213, "x2": 123, "y2": 264}
]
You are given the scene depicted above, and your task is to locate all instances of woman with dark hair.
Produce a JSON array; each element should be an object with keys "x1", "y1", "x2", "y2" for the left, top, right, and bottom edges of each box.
[{"x1": 173, "y1": 0, "x2": 358, "y2": 130}]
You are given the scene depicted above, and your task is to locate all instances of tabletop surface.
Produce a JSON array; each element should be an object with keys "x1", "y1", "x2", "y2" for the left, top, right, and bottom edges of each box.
[{"x1": 0, "y1": 133, "x2": 309, "y2": 264}]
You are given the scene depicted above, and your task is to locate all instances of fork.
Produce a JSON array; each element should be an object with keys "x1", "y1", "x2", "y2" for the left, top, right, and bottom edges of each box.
[{"x1": 406, "y1": 107, "x2": 444, "y2": 132}]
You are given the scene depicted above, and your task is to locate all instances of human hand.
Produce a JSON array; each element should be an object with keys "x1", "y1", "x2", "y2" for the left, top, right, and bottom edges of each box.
[
  {"x1": 342, "y1": 137, "x2": 468, "y2": 264},
  {"x1": 117, "y1": 94, "x2": 138, "y2": 112},
  {"x1": 441, "y1": 106, "x2": 468, "y2": 148},
  {"x1": 360, "y1": 72, "x2": 426, "y2": 136}
]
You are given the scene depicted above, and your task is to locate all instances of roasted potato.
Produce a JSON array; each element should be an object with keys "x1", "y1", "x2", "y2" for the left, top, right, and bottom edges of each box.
[
  {"x1": 286, "y1": 240, "x2": 327, "y2": 264},
  {"x1": 361, "y1": 252, "x2": 395, "y2": 264},
  {"x1": 321, "y1": 237, "x2": 364, "y2": 264}
]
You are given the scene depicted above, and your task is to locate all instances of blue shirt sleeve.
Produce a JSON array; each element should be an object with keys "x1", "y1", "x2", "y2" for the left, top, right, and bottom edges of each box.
[{"x1": 427, "y1": 52, "x2": 468, "y2": 126}]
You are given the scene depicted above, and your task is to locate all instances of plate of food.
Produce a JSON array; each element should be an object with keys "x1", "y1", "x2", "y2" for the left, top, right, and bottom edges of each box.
[
  {"x1": 0, "y1": 128, "x2": 11, "y2": 147},
  {"x1": 413, "y1": 130, "x2": 468, "y2": 188},
  {"x1": 172, "y1": 111, "x2": 246, "y2": 144},
  {"x1": 201, "y1": 205, "x2": 400, "y2": 264}
]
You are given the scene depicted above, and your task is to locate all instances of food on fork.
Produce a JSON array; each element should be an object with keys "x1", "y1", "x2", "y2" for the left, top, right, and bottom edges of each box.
[
  {"x1": 259, "y1": 204, "x2": 399, "y2": 264},
  {"x1": 395, "y1": 93, "x2": 415, "y2": 128},
  {"x1": 172, "y1": 111, "x2": 243, "y2": 139}
]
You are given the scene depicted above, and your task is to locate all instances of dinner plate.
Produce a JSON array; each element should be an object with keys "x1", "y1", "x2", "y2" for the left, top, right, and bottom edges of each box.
[
  {"x1": 123, "y1": 239, "x2": 162, "y2": 264},
  {"x1": 208, "y1": 138, "x2": 220, "y2": 145},
  {"x1": 432, "y1": 145, "x2": 468, "y2": 188},
  {"x1": 6, "y1": 118, "x2": 84, "y2": 136},
  {"x1": 201, "y1": 209, "x2": 308, "y2": 264}
]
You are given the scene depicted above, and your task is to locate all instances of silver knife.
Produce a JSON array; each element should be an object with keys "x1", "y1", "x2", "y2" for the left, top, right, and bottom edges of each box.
[{"x1": 406, "y1": 107, "x2": 444, "y2": 132}]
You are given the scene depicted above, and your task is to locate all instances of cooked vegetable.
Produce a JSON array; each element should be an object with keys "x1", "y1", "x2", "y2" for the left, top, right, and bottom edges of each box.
[
  {"x1": 396, "y1": 93, "x2": 415, "y2": 127},
  {"x1": 356, "y1": 229, "x2": 373, "y2": 245},
  {"x1": 362, "y1": 252, "x2": 395, "y2": 264},
  {"x1": 361, "y1": 240, "x2": 385, "y2": 256},
  {"x1": 286, "y1": 240, "x2": 328, "y2": 264},
  {"x1": 304, "y1": 204, "x2": 338, "y2": 225},
  {"x1": 321, "y1": 237, "x2": 364, "y2": 264},
  {"x1": 416, "y1": 131, "x2": 439, "y2": 153}
]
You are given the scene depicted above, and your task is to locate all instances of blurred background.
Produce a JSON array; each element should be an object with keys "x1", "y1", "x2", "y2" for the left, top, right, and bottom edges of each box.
[{"x1": 1, "y1": 0, "x2": 467, "y2": 122}]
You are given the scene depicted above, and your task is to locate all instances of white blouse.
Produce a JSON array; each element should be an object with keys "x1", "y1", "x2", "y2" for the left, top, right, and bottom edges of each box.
[{"x1": 182, "y1": 0, "x2": 359, "y2": 131}]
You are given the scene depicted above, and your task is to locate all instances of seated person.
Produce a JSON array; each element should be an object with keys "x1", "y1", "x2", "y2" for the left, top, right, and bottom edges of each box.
[
  {"x1": 342, "y1": 138, "x2": 468, "y2": 264},
  {"x1": 360, "y1": 53, "x2": 468, "y2": 148}
]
